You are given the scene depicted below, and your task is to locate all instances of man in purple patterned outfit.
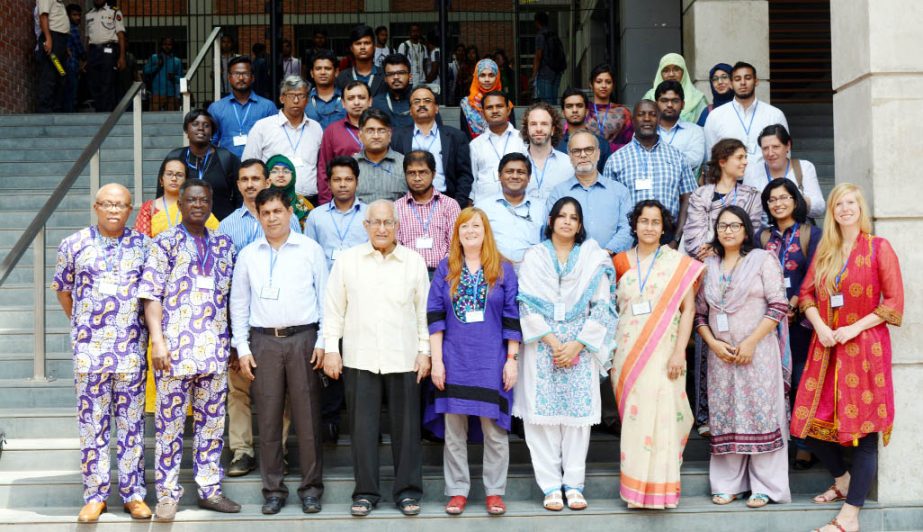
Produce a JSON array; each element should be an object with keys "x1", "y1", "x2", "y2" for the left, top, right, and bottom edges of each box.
[
  {"x1": 52, "y1": 183, "x2": 151, "y2": 523},
  {"x1": 139, "y1": 178, "x2": 241, "y2": 521}
]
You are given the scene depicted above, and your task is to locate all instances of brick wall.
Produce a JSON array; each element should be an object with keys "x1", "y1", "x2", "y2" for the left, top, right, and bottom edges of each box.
[{"x1": 0, "y1": 0, "x2": 36, "y2": 113}]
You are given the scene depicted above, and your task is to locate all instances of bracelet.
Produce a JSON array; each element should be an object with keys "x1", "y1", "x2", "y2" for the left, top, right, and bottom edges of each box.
[{"x1": 506, "y1": 354, "x2": 518, "y2": 360}]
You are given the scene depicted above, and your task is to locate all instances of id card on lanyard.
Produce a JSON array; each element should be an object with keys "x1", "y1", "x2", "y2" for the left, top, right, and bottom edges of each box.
[
  {"x1": 182, "y1": 226, "x2": 214, "y2": 291},
  {"x1": 831, "y1": 259, "x2": 849, "y2": 308},
  {"x1": 94, "y1": 227, "x2": 124, "y2": 295}
]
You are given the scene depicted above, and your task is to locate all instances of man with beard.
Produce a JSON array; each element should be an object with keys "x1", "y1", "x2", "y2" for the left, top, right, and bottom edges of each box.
[
  {"x1": 336, "y1": 24, "x2": 385, "y2": 97},
  {"x1": 316, "y1": 81, "x2": 372, "y2": 203},
  {"x1": 655, "y1": 80, "x2": 706, "y2": 177},
  {"x1": 703, "y1": 61, "x2": 788, "y2": 165},
  {"x1": 305, "y1": 50, "x2": 345, "y2": 129},
  {"x1": 556, "y1": 88, "x2": 611, "y2": 174},
  {"x1": 208, "y1": 56, "x2": 279, "y2": 160},
  {"x1": 519, "y1": 102, "x2": 573, "y2": 202},
  {"x1": 603, "y1": 100, "x2": 697, "y2": 246},
  {"x1": 373, "y1": 54, "x2": 415, "y2": 129}
]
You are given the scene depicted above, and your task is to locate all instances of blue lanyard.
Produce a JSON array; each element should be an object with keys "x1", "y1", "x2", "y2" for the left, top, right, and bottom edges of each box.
[
  {"x1": 661, "y1": 125, "x2": 680, "y2": 145},
  {"x1": 764, "y1": 159, "x2": 790, "y2": 183},
  {"x1": 161, "y1": 197, "x2": 180, "y2": 228},
  {"x1": 332, "y1": 206, "x2": 359, "y2": 246},
  {"x1": 367, "y1": 158, "x2": 393, "y2": 175},
  {"x1": 719, "y1": 184, "x2": 738, "y2": 208},
  {"x1": 834, "y1": 259, "x2": 849, "y2": 291},
  {"x1": 93, "y1": 226, "x2": 124, "y2": 273},
  {"x1": 635, "y1": 247, "x2": 660, "y2": 295},
  {"x1": 311, "y1": 95, "x2": 341, "y2": 117},
  {"x1": 502, "y1": 199, "x2": 532, "y2": 222},
  {"x1": 778, "y1": 223, "x2": 799, "y2": 270},
  {"x1": 185, "y1": 148, "x2": 211, "y2": 180},
  {"x1": 232, "y1": 100, "x2": 251, "y2": 135},
  {"x1": 282, "y1": 121, "x2": 306, "y2": 153},
  {"x1": 529, "y1": 154, "x2": 549, "y2": 190},
  {"x1": 733, "y1": 100, "x2": 759, "y2": 137},
  {"x1": 488, "y1": 131, "x2": 511, "y2": 161},
  {"x1": 593, "y1": 103, "x2": 610, "y2": 137},
  {"x1": 181, "y1": 225, "x2": 211, "y2": 276},
  {"x1": 413, "y1": 129, "x2": 438, "y2": 153},
  {"x1": 410, "y1": 196, "x2": 438, "y2": 235},
  {"x1": 346, "y1": 126, "x2": 363, "y2": 151}
]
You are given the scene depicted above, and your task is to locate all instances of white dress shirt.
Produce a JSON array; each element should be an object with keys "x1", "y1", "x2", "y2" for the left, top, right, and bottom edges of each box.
[
  {"x1": 743, "y1": 158, "x2": 826, "y2": 219},
  {"x1": 469, "y1": 123, "x2": 527, "y2": 205},
  {"x1": 230, "y1": 231, "x2": 328, "y2": 356},
  {"x1": 659, "y1": 120, "x2": 706, "y2": 174},
  {"x1": 323, "y1": 242, "x2": 430, "y2": 374},
  {"x1": 243, "y1": 111, "x2": 324, "y2": 197},
  {"x1": 703, "y1": 98, "x2": 788, "y2": 166}
]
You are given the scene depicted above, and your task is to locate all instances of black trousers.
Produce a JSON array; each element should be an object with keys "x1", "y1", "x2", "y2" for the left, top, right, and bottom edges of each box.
[
  {"x1": 87, "y1": 43, "x2": 120, "y2": 112},
  {"x1": 808, "y1": 433, "x2": 878, "y2": 507},
  {"x1": 250, "y1": 325, "x2": 324, "y2": 500},
  {"x1": 36, "y1": 31, "x2": 69, "y2": 113},
  {"x1": 344, "y1": 367, "x2": 422, "y2": 505},
  {"x1": 320, "y1": 340, "x2": 345, "y2": 425}
]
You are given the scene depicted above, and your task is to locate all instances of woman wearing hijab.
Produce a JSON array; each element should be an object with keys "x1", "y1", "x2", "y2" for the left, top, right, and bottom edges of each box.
[
  {"x1": 697, "y1": 63, "x2": 734, "y2": 127},
  {"x1": 459, "y1": 58, "x2": 513, "y2": 139},
  {"x1": 643, "y1": 53, "x2": 708, "y2": 125},
  {"x1": 266, "y1": 154, "x2": 313, "y2": 229}
]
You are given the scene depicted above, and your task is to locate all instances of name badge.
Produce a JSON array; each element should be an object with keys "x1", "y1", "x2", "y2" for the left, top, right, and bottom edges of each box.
[
  {"x1": 195, "y1": 275, "x2": 215, "y2": 291},
  {"x1": 716, "y1": 312, "x2": 730, "y2": 332},
  {"x1": 103, "y1": 47, "x2": 114, "y2": 54},
  {"x1": 233, "y1": 134, "x2": 248, "y2": 146},
  {"x1": 465, "y1": 310, "x2": 484, "y2": 323},
  {"x1": 632, "y1": 300, "x2": 652, "y2": 316},
  {"x1": 331, "y1": 248, "x2": 342, "y2": 261},
  {"x1": 260, "y1": 286, "x2": 280, "y2": 300},
  {"x1": 97, "y1": 278, "x2": 118, "y2": 296},
  {"x1": 553, "y1": 301, "x2": 566, "y2": 322},
  {"x1": 784, "y1": 277, "x2": 792, "y2": 289},
  {"x1": 528, "y1": 188, "x2": 544, "y2": 199},
  {"x1": 415, "y1": 236, "x2": 433, "y2": 249},
  {"x1": 291, "y1": 156, "x2": 305, "y2": 167},
  {"x1": 831, "y1": 293, "x2": 845, "y2": 308},
  {"x1": 635, "y1": 178, "x2": 653, "y2": 191}
]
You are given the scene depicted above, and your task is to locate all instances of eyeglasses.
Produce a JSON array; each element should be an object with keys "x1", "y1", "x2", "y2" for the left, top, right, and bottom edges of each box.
[
  {"x1": 711, "y1": 74, "x2": 730, "y2": 83},
  {"x1": 767, "y1": 194, "x2": 794, "y2": 204},
  {"x1": 385, "y1": 70, "x2": 410, "y2": 78},
  {"x1": 570, "y1": 146, "x2": 596, "y2": 157},
  {"x1": 95, "y1": 202, "x2": 130, "y2": 212},
  {"x1": 361, "y1": 127, "x2": 390, "y2": 137},
  {"x1": 411, "y1": 98, "x2": 434, "y2": 106},
  {"x1": 717, "y1": 222, "x2": 744, "y2": 233},
  {"x1": 162, "y1": 171, "x2": 185, "y2": 180},
  {"x1": 364, "y1": 219, "x2": 396, "y2": 228},
  {"x1": 269, "y1": 168, "x2": 293, "y2": 175},
  {"x1": 283, "y1": 92, "x2": 308, "y2": 101},
  {"x1": 229, "y1": 71, "x2": 251, "y2": 78}
]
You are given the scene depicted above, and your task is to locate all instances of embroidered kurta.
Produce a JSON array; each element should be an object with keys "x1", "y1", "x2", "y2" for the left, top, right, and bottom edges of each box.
[
  {"x1": 791, "y1": 234, "x2": 903, "y2": 446},
  {"x1": 52, "y1": 226, "x2": 149, "y2": 374}
]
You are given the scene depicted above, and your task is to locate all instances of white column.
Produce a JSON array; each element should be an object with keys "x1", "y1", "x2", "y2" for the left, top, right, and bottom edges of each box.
[{"x1": 831, "y1": 0, "x2": 923, "y2": 505}]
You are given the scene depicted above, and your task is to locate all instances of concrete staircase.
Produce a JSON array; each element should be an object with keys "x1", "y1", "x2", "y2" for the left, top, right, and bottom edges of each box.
[
  {"x1": 0, "y1": 112, "x2": 920, "y2": 531},
  {"x1": 778, "y1": 102, "x2": 836, "y2": 197}
]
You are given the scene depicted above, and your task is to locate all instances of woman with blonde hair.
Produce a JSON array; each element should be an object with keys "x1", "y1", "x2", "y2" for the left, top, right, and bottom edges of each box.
[
  {"x1": 791, "y1": 184, "x2": 903, "y2": 532},
  {"x1": 427, "y1": 207, "x2": 522, "y2": 516}
]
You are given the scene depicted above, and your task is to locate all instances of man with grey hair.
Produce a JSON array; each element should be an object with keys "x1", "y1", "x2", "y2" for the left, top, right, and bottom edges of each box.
[
  {"x1": 322, "y1": 199, "x2": 430, "y2": 517},
  {"x1": 52, "y1": 183, "x2": 152, "y2": 523},
  {"x1": 243, "y1": 75, "x2": 324, "y2": 204}
]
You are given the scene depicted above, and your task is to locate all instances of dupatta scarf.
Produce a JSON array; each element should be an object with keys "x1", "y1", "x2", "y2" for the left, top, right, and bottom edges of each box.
[{"x1": 459, "y1": 59, "x2": 509, "y2": 138}]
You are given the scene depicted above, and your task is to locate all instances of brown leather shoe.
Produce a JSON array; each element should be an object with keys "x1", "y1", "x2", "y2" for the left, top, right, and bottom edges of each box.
[
  {"x1": 123, "y1": 500, "x2": 152, "y2": 519},
  {"x1": 77, "y1": 501, "x2": 107, "y2": 522}
]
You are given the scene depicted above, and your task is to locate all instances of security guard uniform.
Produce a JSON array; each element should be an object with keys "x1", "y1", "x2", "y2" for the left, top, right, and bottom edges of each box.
[
  {"x1": 85, "y1": 3, "x2": 126, "y2": 112},
  {"x1": 35, "y1": 0, "x2": 70, "y2": 112}
]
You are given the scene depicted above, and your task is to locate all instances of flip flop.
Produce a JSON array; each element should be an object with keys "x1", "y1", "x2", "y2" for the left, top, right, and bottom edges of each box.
[
  {"x1": 746, "y1": 493, "x2": 770, "y2": 508},
  {"x1": 711, "y1": 492, "x2": 740, "y2": 505},
  {"x1": 813, "y1": 484, "x2": 847, "y2": 504}
]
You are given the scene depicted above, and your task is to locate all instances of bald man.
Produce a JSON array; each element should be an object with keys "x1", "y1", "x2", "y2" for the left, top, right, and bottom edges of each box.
[{"x1": 52, "y1": 184, "x2": 153, "y2": 523}]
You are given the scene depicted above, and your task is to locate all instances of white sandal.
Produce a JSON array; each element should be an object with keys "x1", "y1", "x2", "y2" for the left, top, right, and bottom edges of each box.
[
  {"x1": 564, "y1": 489, "x2": 587, "y2": 510},
  {"x1": 543, "y1": 491, "x2": 564, "y2": 511}
]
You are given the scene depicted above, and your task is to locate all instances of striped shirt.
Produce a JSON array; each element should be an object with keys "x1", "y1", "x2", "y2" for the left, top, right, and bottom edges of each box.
[
  {"x1": 354, "y1": 149, "x2": 407, "y2": 204},
  {"x1": 218, "y1": 205, "x2": 301, "y2": 252},
  {"x1": 395, "y1": 190, "x2": 460, "y2": 269},
  {"x1": 602, "y1": 136, "x2": 697, "y2": 219}
]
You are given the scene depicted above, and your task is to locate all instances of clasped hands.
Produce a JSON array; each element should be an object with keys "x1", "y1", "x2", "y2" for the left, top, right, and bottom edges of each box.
[
  {"x1": 708, "y1": 337, "x2": 756, "y2": 366},
  {"x1": 543, "y1": 335, "x2": 583, "y2": 369}
]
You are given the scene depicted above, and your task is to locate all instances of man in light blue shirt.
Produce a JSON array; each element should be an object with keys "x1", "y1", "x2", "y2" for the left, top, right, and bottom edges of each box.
[
  {"x1": 304, "y1": 156, "x2": 369, "y2": 270},
  {"x1": 208, "y1": 56, "x2": 279, "y2": 159},
  {"x1": 478, "y1": 152, "x2": 545, "y2": 270},
  {"x1": 220, "y1": 159, "x2": 300, "y2": 253},
  {"x1": 655, "y1": 80, "x2": 706, "y2": 177},
  {"x1": 547, "y1": 131, "x2": 632, "y2": 254},
  {"x1": 520, "y1": 102, "x2": 575, "y2": 202}
]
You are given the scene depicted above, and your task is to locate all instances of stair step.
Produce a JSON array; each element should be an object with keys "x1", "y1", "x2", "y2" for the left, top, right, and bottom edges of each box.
[
  {"x1": 0, "y1": 112, "x2": 182, "y2": 127},
  {"x1": 0, "y1": 357, "x2": 73, "y2": 380},
  {"x1": 0, "y1": 135, "x2": 180, "y2": 150},
  {"x1": 0, "y1": 159, "x2": 166, "y2": 177}
]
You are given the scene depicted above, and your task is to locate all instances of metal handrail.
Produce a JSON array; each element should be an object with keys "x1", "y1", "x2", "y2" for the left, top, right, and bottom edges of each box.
[
  {"x1": 180, "y1": 26, "x2": 223, "y2": 137},
  {"x1": 0, "y1": 81, "x2": 144, "y2": 379}
]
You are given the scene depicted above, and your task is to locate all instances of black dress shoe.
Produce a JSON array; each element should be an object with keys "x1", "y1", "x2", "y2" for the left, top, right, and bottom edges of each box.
[
  {"x1": 302, "y1": 496, "x2": 322, "y2": 514},
  {"x1": 262, "y1": 496, "x2": 285, "y2": 515},
  {"x1": 323, "y1": 422, "x2": 339, "y2": 444},
  {"x1": 227, "y1": 454, "x2": 256, "y2": 477}
]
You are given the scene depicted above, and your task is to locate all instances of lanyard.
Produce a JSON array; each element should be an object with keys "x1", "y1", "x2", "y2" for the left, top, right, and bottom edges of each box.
[
  {"x1": 232, "y1": 100, "x2": 251, "y2": 135},
  {"x1": 311, "y1": 95, "x2": 341, "y2": 118},
  {"x1": 834, "y1": 259, "x2": 849, "y2": 291},
  {"x1": 733, "y1": 100, "x2": 759, "y2": 137},
  {"x1": 488, "y1": 131, "x2": 511, "y2": 162},
  {"x1": 778, "y1": 223, "x2": 799, "y2": 270},
  {"x1": 367, "y1": 158, "x2": 393, "y2": 175},
  {"x1": 413, "y1": 128, "x2": 438, "y2": 153},
  {"x1": 332, "y1": 205, "x2": 359, "y2": 246},
  {"x1": 593, "y1": 103, "x2": 609, "y2": 137},
  {"x1": 662, "y1": 124, "x2": 679, "y2": 145},
  {"x1": 345, "y1": 126, "x2": 363, "y2": 151},
  {"x1": 185, "y1": 148, "x2": 211, "y2": 180},
  {"x1": 635, "y1": 247, "x2": 660, "y2": 295},
  {"x1": 529, "y1": 153, "x2": 549, "y2": 190},
  {"x1": 410, "y1": 196, "x2": 438, "y2": 235},
  {"x1": 386, "y1": 94, "x2": 410, "y2": 116},
  {"x1": 268, "y1": 246, "x2": 280, "y2": 286},
  {"x1": 718, "y1": 255, "x2": 741, "y2": 306},
  {"x1": 181, "y1": 225, "x2": 211, "y2": 276},
  {"x1": 502, "y1": 199, "x2": 532, "y2": 222},
  {"x1": 93, "y1": 226, "x2": 124, "y2": 273},
  {"x1": 351, "y1": 68, "x2": 375, "y2": 88},
  {"x1": 719, "y1": 183, "x2": 738, "y2": 208},
  {"x1": 282, "y1": 120, "x2": 306, "y2": 154},
  {"x1": 764, "y1": 159, "x2": 790, "y2": 183},
  {"x1": 161, "y1": 197, "x2": 180, "y2": 228}
]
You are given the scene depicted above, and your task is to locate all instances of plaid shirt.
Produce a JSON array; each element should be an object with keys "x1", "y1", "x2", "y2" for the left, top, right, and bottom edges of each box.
[
  {"x1": 395, "y1": 190, "x2": 460, "y2": 269},
  {"x1": 602, "y1": 136, "x2": 697, "y2": 219}
]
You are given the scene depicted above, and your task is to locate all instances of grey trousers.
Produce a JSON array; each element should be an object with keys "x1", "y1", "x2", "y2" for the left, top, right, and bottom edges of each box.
[
  {"x1": 250, "y1": 326, "x2": 324, "y2": 500},
  {"x1": 443, "y1": 414, "x2": 509, "y2": 497}
]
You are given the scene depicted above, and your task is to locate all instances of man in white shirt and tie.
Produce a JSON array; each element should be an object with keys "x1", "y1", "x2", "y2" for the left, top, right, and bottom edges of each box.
[
  {"x1": 469, "y1": 91, "x2": 526, "y2": 205},
  {"x1": 230, "y1": 187, "x2": 329, "y2": 516}
]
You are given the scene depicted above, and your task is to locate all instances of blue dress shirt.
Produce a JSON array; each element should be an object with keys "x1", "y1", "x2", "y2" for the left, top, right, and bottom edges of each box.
[
  {"x1": 302, "y1": 199, "x2": 370, "y2": 270},
  {"x1": 304, "y1": 87, "x2": 346, "y2": 129},
  {"x1": 208, "y1": 92, "x2": 279, "y2": 159},
  {"x1": 545, "y1": 175, "x2": 633, "y2": 254},
  {"x1": 219, "y1": 205, "x2": 301, "y2": 252},
  {"x1": 478, "y1": 193, "x2": 546, "y2": 265}
]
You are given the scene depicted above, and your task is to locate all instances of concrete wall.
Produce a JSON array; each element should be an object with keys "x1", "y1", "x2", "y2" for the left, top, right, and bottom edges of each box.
[
  {"x1": 830, "y1": 0, "x2": 923, "y2": 505},
  {"x1": 618, "y1": 0, "x2": 681, "y2": 105}
]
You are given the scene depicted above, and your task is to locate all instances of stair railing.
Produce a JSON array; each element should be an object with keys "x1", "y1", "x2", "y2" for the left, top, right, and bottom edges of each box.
[
  {"x1": 180, "y1": 26, "x2": 223, "y2": 146},
  {"x1": 0, "y1": 82, "x2": 144, "y2": 381}
]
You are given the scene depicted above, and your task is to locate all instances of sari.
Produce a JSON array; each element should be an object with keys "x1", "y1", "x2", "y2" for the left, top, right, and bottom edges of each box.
[
  {"x1": 612, "y1": 246, "x2": 703, "y2": 509},
  {"x1": 642, "y1": 53, "x2": 708, "y2": 125},
  {"x1": 791, "y1": 233, "x2": 903, "y2": 446}
]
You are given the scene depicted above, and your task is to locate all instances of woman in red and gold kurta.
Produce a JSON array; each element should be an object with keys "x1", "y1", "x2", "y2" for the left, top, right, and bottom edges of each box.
[{"x1": 791, "y1": 183, "x2": 903, "y2": 532}]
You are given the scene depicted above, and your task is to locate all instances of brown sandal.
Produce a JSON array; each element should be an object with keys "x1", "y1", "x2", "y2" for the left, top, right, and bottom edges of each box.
[
  {"x1": 813, "y1": 484, "x2": 847, "y2": 504},
  {"x1": 812, "y1": 517, "x2": 858, "y2": 532}
]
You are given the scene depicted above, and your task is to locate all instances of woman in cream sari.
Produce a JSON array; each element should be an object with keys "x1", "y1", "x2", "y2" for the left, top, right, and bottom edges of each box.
[{"x1": 612, "y1": 200, "x2": 704, "y2": 509}]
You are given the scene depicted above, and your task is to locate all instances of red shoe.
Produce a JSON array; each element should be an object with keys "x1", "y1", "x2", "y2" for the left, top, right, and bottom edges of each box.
[
  {"x1": 486, "y1": 495, "x2": 506, "y2": 515},
  {"x1": 445, "y1": 495, "x2": 467, "y2": 515}
]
